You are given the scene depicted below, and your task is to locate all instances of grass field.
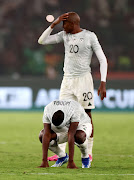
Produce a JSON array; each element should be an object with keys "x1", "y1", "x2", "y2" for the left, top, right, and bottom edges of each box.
[{"x1": 0, "y1": 112, "x2": 134, "y2": 180}]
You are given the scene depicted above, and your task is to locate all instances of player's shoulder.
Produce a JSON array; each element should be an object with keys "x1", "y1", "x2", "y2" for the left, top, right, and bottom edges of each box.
[
  {"x1": 44, "y1": 100, "x2": 54, "y2": 111},
  {"x1": 83, "y1": 29, "x2": 97, "y2": 37},
  {"x1": 57, "y1": 31, "x2": 65, "y2": 37}
]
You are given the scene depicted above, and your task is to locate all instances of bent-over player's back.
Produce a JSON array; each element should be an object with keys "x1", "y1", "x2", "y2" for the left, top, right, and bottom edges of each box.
[{"x1": 43, "y1": 100, "x2": 91, "y2": 129}]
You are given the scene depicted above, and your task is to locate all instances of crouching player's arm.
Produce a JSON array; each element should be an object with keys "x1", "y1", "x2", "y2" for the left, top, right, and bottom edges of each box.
[
  {"x1": 39, "y1": 123, "x2": 51, "y2": 168},
  {"x1": 67, "y1": 122, "x2": 79, "y2": 169}
]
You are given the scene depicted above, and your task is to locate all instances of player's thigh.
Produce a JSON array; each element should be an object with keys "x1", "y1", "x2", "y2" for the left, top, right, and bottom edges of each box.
[
  {"x1": 56, "y1": 130, "x2": 68, "y2": 144},
  {"x1": 59, "y1": 78, "x2": 77, "y2": 101},
  {"x1": 77, "y1": 73, "x2": 95, "y2": 109}
]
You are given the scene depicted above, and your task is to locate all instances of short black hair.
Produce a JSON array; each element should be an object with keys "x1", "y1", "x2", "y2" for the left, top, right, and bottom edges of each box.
[{"x1": 52, "y1": 110, "x2": 64, "y2": 126}]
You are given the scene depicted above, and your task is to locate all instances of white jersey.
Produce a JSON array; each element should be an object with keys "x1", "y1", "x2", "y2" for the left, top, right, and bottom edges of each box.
[
  {"x1": 38, "y1": 26, "x2": 107, "y2": 81},
  {"x1": 42, "y1": 100, "x2": 91, "y2": 133},
  {"x1": 55, "y1": 30, "x2": 102, "y2": 77}
]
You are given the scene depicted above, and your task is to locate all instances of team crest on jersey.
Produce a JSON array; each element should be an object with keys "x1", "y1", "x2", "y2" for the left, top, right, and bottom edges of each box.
[
  {"x1": 80, "y1": 38, "x2": 84, "y2": 42},
  {"x1": 66, "y1": 36, "x2": 69, "y2": 42}
]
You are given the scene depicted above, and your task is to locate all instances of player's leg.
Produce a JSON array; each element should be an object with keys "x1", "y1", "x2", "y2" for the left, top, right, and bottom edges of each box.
[
  {"x1": 75, "y1": 130, "x2": 88, "y2": 158},
  {"x1": 75, "y1": 72, "x2": 95, "y2": 161},
  {"x1": 39, "y1": 129, "x2": 68, "y2": 166},
  {"x1": 39, "y1": 129, "x2": 57, "y2": 143},
  {"x1": 85, "y1": 109, "x2": 93, "y2": 161},
  {"x1": 51, "y1": 130, "x2": 69, "y2": 167},
  {"x1": 75, "y1": 123, "x2": 92, "y2": 168}
]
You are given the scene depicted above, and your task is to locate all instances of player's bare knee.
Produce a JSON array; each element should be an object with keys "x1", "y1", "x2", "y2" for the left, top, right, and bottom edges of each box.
[
  {"x1": 39, "y1": 129, "x2": 57, "y2": 143},
  {"x1": 75, "y1": 130, "x2": 86, "y2": 144},
  {"x1": 39, "y1": 129, "x2": 44, "y2": 143}
]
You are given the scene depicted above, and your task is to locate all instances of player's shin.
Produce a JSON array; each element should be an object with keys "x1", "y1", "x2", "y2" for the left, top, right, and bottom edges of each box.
[
  {"x1": 76, "y1": 139, "x2": 91, "y2": 168},
  {"x1": 56, "y1": 132, "x2": 67, "y2": 153},
  {"x1": 49, "y1": 140, "x2": 66, "y2": 158},
  {"x1": 87, "y1": 137, "x2": 93, "y2": 156},
  {"x1": 76, "y1": 139, "x2": 89, "y2": 158},
  {"x1": 58, "y1": 143, "x2": 66, "y2": 153}
]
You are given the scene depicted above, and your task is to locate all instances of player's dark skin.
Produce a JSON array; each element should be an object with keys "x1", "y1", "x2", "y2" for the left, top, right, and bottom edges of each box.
[
  {"x1": 38, "y1": 121, "x2": 86, "y2": 169},
  {"x1": 51, "y1": 12, "x2": 107, "y2": 138}
]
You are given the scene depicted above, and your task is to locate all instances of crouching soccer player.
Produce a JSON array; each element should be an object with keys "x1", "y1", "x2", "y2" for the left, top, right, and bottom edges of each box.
[{"x1": 38, "y1": 100, "x2": 92, "y2": 169}]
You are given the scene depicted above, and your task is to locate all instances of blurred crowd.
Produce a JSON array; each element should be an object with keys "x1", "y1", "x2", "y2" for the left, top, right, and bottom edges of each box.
[{"x1": 0, "y1": 0, "x2": 134, "y2": 79}]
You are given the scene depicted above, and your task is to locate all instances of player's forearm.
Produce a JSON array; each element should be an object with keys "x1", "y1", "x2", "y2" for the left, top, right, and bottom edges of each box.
[
  {"x1": 68, "y1": 134, "x2": 75, "y2": 162},
  {"x1": 42, "y1": 134, "x2": 51, "y2": 161},
  {"x1": 50, "y1": 22, "x2": 57, "y2": 29},
  {"x1": 38, "y1": 26, "x2": 53, "y2": 44},
  {"x1": 95, "y1": 49, "x2": 108, "y2": 82}
]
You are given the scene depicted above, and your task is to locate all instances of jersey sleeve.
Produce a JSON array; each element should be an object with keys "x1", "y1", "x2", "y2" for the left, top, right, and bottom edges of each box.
[
  {"x1": 70, "y1": 109, "x2": 80, "y2": 123},
  {"x1": 43, "y1": 31, "x2": 64, "y2": 44},
  {"x1": 38, "y1": 26, "x2": 64, "y2": 45},
  {"x1": 91, "y1": 32, "x2": 108, "y2": 82},
  {"x1": 55, "y1": 31, "x2": 64, "y2": 43},
  {"x1": 90, "y1": 32, "x2": 102, "y2": 52},
  {"x1": 42, "y1": 107, "x2": 50, "y2": 124}
]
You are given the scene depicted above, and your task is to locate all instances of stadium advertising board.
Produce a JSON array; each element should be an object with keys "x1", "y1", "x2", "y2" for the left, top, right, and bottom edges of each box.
[
  {"x1": 0, "y1": 87, "x2": 32, "y2": 109},
  {"x1": 0, "y1": 78, "x2": 133, "y2": 111}
]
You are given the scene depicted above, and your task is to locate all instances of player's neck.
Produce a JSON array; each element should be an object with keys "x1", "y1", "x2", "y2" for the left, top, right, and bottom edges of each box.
[{"x1": 71, "y1": 27, "x2": 82, "y2": 34}]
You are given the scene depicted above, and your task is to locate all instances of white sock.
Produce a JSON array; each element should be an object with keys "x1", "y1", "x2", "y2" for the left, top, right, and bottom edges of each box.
[
  {"x1": 58, "y1": 143, "x2": 66, "y2": 153},
  {"x1": 76, "y1": 139, "x2": 89, "y2": 158},
  {"x1": 49, "y1": 141, "x2": 66, "y2": 158},
  {"x1": 87, "y1": 137, "x2": 93, "y2": 156}
]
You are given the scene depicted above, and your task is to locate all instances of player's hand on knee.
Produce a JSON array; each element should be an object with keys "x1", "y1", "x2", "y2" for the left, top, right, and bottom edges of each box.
[
  {"x1": 38, "y1": 161, "x2": 49, "y2": 168},
  {"x1": 67, "y1": 161, "x2": 78, "y2": 169}
]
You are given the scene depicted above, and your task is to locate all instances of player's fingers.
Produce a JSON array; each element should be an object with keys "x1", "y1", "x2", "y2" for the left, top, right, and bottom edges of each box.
[
  {"x1": 104, "y1": 91, "x2": 106, "y2": 98},
  {"x1": 62, "y1": 14, "x2": 69, "y2": 18},
  {"x1": 63, "y1": 13, "x2": 69, "y2": 16},
  {"x1": 62, "y1": 18, "x2": 68, "y2": 21},
  {"x1": 101, "y1": 92, "x2": 106, "y2": 100},
  {"x1": 101, "y1": 93, "x2": 104, "y2": 100},
  {"x1": 98, "y1": 89, "x2": 100, "y2": 96},
  {"x1": 62, "y1": 16, "x2": 69, "y2": 19}
]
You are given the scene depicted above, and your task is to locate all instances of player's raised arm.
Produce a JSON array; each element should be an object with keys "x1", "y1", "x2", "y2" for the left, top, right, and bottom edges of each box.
[{"x1": 38, "y1": 13, "x2": 68, "y2": 45}]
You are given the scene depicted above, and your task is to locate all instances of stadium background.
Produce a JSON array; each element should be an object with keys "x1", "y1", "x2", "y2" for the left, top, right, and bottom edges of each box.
[
  {"x1": 0, "y1": 1, "x2": 134, "y2": 179},
  {"x1": 0, "y1": 0, "x2": 134, "y2": 111}
]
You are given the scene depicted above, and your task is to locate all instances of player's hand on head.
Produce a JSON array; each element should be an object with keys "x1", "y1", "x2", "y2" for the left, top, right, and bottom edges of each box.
[
  {"x1": 51, "y1": 13, "x2": 69, "y2": 28},
  {"x1": 98, "y1": 81, "x2": 106, "y2": 100},
  {"x1": 38, "y1": 161, "x2": 49, "y2": 168},
  {"x1": 67, "y1": 161, "x2": 78, "y2": 169},
  {"x1": 60, "y1": 13, "x2": 69, "y2": 21}
]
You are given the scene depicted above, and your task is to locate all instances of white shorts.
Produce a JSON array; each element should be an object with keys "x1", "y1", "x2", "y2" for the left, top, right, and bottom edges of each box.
[
  {"x1": 59, "y1": 72, "x2": 95, "y2": 109},
  {"x1": 56, "y1": 123, "x2": 92, "y2": 144}
]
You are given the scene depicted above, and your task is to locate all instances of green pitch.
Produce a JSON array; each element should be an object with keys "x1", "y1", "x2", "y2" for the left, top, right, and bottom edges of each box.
[{"x1": 0, "y1": 112, "x2": 134, "y2": 180}]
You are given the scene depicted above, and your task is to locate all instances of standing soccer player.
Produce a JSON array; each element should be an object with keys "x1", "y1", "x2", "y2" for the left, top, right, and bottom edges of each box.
[{"x1": 38, "y1": 12, "x2": 108, "y2": 162}]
